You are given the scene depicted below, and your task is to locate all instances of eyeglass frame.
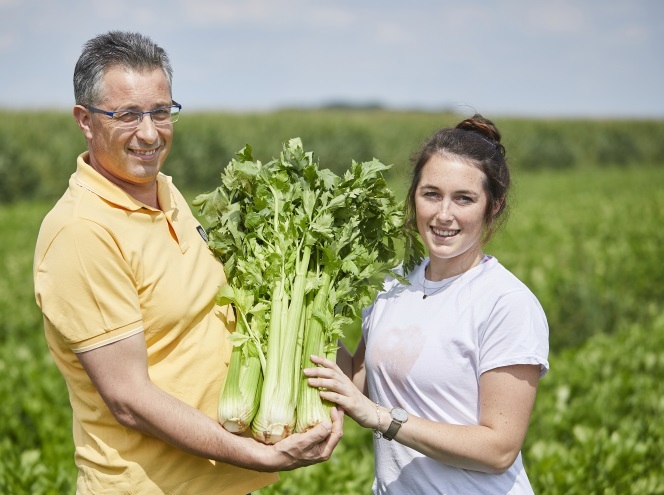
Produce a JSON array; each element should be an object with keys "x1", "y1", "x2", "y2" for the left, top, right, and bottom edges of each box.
[{"x1": 84, "y1": 101, "x2": 182, "y2": 127}]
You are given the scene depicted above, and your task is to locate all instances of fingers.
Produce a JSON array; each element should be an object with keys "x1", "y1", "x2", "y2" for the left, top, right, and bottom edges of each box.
[
  {"x1": 305, "y1": 370, "x2": 355, "y2": 398},
  {"x1": 274, "y1": 413, "x2": 344, "y2": 471},
  {"x1": 316, "y1": 407, "x2": 344, "y2": 458},
  {"x1": 287, "y1": 406, "x2": 345, "y2": 448},
  {"x1": 306, "y1": 418, "x2": 333, "y2": 441},
  {"x1": 318, "y1": 389, "x2": 349, "y2": 409},
  {"x1": 309, "y1": 354, "x2": 341, "y2": 372},
  {"x1": 303, "y1": 357, "x2": 347, "y2": 385},
  {"x1": 303, "y1": 364, "x2": 338, "y2": 387},
  {"x1": 303, "y1": 364, "x2": 358, "y2": 412},
  {"x1": 305, "y1": 374, "x2": 339, "y2": 391},
  {"x1": 303, "y1": 359, "x2": 371, "y2": 427},
  {"x1": 303, "y1": 367, "x2": 337, "y2": 381},
  {"x1": 330, "y1": 405, "x2": 346, "y2": 422},
  {"x1": 302, "y1": 407, "x2": 344, "y2": 447}
]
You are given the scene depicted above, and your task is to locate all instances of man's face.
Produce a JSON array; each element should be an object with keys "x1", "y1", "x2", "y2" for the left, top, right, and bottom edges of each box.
[{"x1": 77, "y1": 66, "x2": 174, "y2": 195}]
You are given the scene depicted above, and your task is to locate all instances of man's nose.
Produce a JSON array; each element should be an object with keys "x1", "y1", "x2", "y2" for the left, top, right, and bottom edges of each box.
[{"x1": 135, "y1": 114, "x2": 159, "y2": 143}]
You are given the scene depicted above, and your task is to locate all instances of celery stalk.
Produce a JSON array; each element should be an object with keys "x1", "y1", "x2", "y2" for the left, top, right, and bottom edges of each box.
[
  {"x1": 216, "y1": 287, "x2": 265, "y2": 433},
  {"x1": 252, "y1": 246, "x2": 310, "y2": 444},
  {"x1": 218, "y1": 342, "x2": 262, "y2": 433},
  {"x1": 251, "y1": 277, "x2": 289, "y2": 443},
  {"x1": 296, "y1": 270, "x2": 334, "y2": 432}
]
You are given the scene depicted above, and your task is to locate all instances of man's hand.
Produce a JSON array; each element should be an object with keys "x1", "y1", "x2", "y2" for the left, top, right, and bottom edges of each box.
[{"x1": 269, "y1": 406, "x2": 344, "y2": 471}]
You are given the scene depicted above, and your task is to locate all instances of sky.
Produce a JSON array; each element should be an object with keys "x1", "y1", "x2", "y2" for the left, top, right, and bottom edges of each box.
[{"x1": 1, "y1": 0, "x2": 662, "y2": 118}]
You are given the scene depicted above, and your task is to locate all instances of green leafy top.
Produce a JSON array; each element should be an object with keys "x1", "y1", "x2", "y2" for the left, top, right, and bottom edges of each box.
[{"x1": 193, "y1": 138, "x2": 423, "y2": 354}]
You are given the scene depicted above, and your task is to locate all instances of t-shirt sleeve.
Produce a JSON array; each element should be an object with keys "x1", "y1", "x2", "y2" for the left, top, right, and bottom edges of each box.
[
  {"x1": 362, "y1": 269, "x2": 406, "y2": 342},
  {"x1": 35, "y1": 219, "x2": 143, "y2": 352},
  {"x1": 478, "y1": 289, "x2": 550, "y2": 378}
]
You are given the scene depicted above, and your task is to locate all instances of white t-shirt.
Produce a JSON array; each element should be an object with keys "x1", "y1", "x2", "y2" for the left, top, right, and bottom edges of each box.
[{"x1": 363, "y1": 256, "x2": 549, "y2": 495}]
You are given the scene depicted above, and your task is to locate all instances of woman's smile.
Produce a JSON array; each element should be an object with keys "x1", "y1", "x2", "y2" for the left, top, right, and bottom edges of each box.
[{"x1": 431, "y1": 227, "x2": 460, "y2": 238}]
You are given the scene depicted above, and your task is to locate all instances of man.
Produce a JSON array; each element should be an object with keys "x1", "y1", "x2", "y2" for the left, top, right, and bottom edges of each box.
[{"x1": 33, "y1": 31, "x2": 343, "y2": 494}]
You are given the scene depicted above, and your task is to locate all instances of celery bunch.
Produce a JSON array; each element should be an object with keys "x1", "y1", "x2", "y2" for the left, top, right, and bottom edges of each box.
[{"x1": 194, "y1": 138, "x2": 422, "y2": 443}]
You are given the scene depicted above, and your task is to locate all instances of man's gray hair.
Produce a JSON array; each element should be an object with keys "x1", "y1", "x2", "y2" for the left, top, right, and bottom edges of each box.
[{"x1": 73, "y1": 31, "x2": 173, "y2": 106}]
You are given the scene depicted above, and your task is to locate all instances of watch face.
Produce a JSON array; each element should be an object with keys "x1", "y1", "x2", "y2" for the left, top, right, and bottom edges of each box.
[{"x1": 392, "y1": 407, "x2": 408, "y2": 422}]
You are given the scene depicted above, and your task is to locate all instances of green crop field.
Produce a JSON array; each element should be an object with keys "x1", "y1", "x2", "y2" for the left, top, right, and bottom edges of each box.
[{"x1": 1, "y1": 111, "x2": 663, "y2": 494}]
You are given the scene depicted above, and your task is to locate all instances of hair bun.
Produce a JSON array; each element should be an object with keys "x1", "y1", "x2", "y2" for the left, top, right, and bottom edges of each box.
[{"x1": 456, "y1": 113, "x2": 502, "y2": 145}]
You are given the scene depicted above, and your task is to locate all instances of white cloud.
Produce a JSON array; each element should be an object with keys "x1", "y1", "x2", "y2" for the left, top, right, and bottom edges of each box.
[
  {"x1": 183, "y1": 0, "x2": 307, "y2": 25},
  {"x1": 0, "y1": 32, "x2": 15, "y2": 53},
  {"x1": 309, "y1": 6, "x2": 355, "y2": 28},
  {"x1": 617, "y1": 24, "x2": 649, "y2": 45},
  {"x1": 373, "y1": 20, "x2": 416, "y2": 46},
  {"x1": 523, "y1": 2, "x2": 587, "y2": 34}
]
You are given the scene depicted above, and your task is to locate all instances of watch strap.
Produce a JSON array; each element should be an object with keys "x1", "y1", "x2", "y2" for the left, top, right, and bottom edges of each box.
[{"x1": 383, "y1": 418, "x2": 401, "y2": 441}]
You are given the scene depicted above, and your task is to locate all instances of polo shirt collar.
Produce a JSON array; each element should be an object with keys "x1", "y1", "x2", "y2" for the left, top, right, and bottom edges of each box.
[
  {"x1": 73, "y1": 152, "x2": 188, "y2": 252},
  {"x1": 74, "y1": 152, "x2": 176, "y2": 214}
]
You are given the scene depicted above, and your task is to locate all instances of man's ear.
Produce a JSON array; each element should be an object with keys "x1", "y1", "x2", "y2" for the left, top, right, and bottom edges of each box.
[{"x1": 73, "y1": 105, "x2": 94, "y2": 140}]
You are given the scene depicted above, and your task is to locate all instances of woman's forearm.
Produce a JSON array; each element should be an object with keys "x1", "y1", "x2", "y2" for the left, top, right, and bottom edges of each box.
[{"x1": 374, "y1": 407, "x2": 519, "y2": 474}]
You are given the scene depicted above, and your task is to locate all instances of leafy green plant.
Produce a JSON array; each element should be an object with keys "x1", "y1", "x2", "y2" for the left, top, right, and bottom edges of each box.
[
  {"x1": 488, "y1": 167, "x2": 664, "y2": 351},
  {"x1": 524, "y1": 314, "x2": 664, "y2": 494},
  {"x1": 194, "y1": 139, "x2": 418, "y2": 442},
  {"x1": 0, "y1": 201, "x2": 75, "y2": 494}
]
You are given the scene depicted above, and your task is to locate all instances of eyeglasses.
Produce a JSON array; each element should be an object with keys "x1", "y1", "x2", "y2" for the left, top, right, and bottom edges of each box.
[{"x1": 85, "y1": 101, "x2": 182, "y2": 128}]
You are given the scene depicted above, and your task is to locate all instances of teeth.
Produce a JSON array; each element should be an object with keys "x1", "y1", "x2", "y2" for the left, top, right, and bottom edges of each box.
[
  {"x1": 432, "y1": 227, "x2": 458, "y2": 237},
  {"x1": 133, "y1": 149, "x2": 157, "y2": 156}
]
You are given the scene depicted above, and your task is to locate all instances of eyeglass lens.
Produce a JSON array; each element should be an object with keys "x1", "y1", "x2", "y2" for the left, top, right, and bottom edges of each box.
[{"x1": 114, "y1": 106, "x2": 180, "y2": 127}]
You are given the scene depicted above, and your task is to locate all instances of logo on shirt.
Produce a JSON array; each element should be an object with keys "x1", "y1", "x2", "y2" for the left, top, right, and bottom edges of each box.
[{"x1": 196, "y1": 225, "x2": 209, "y2": 242}]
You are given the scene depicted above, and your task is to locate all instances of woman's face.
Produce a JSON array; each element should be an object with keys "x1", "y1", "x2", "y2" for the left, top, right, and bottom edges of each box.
[{"x1": 414, "y1": 153, "x2": 490, "y2": 276}]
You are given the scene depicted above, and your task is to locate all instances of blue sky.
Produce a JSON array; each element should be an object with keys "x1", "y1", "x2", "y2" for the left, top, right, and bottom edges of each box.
[{"x1": 1, "y1": 0, "x2": 662, "y2": 117}]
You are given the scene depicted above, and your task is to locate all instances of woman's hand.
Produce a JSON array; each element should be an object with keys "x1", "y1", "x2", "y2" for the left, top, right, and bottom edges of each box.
[{"x1": 304, "y1": 355, "x2": 376, "y2": 430}]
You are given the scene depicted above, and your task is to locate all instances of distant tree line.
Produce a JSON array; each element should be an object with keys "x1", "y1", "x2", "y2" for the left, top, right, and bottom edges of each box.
[{"x1": 1, "y1": 109, "x2": 662, "y2": 203}]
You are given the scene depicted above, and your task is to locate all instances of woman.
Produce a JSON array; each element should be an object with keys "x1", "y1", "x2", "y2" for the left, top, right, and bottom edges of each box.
[{"x1": 304, "y1": 114, "x2": 549, "y2": 494}]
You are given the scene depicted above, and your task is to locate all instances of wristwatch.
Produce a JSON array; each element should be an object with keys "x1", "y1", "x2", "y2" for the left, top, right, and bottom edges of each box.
[{"x1": 383, "y1": 407, "x2": 408, "y2": 441}]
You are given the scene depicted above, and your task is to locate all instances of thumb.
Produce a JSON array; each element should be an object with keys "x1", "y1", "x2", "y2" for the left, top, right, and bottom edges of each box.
[{"x1": 306, "y1": 420, "x2": 333, "y2": 442}]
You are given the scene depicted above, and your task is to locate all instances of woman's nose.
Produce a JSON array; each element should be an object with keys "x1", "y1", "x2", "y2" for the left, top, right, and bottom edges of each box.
[{"x1": 437, "y1": 202, "x2": 453, "y2": 221}]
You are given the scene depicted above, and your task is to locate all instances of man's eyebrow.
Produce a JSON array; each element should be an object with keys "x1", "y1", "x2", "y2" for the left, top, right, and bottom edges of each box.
[{"x1": 113, "y1": 102, "x2": 172, "y2": 111}]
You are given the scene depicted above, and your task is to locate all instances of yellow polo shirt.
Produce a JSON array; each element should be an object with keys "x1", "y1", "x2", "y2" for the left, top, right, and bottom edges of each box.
[{"x1": 34, "y1": 152, "x2": 278, "y2": 494}]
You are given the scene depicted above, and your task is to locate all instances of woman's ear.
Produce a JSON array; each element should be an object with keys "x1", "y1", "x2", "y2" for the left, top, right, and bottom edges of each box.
[
  {"x1": 492, "y1": 198, "x2": 504, "y2": 218},
  {"x1": 73, "y1": 105, "x2": 94, "y2": 140}
]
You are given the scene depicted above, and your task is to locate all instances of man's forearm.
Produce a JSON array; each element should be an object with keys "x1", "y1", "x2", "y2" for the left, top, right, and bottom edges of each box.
[
  {"x1": 77, "y1": 332, "x2": 341, "y2": 472},
  {"x1": 118, "y1": 381, "x2": 277, "y2": 471}
]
